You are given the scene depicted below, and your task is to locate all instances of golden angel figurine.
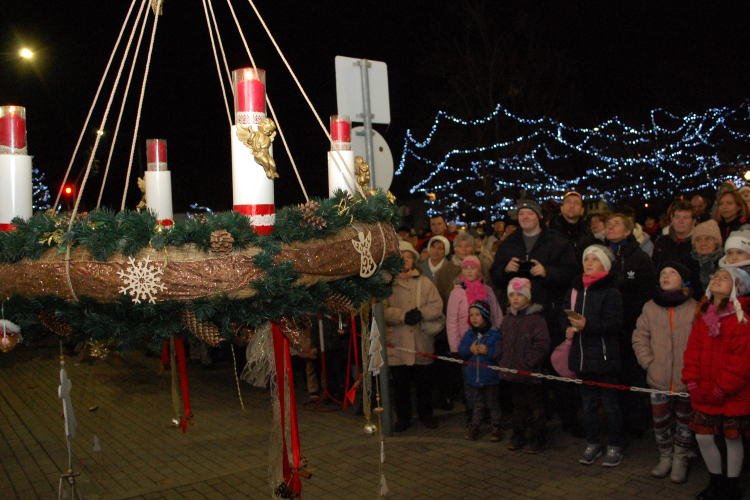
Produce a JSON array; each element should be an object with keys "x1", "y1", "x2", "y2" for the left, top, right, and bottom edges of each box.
[
  {"x1": 136, "y1": 177, "x2": 147, "y2": 211},
  {"x1": 236, "y1": 117, "x2": 279, "y2": 180},
  {"x1": 354, "y1": 156, "x2": 376, "y2": 196}
]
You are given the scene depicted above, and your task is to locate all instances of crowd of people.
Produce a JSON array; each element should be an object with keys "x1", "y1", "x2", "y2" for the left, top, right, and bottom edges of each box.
[{"x1": 383, "y1": 181, "x2": 750, "y2": 500}]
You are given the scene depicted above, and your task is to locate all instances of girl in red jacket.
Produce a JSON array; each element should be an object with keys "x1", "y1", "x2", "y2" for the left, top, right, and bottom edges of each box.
[{"x1": 682, "y1": 267, "x2": 750, "y2": 500}]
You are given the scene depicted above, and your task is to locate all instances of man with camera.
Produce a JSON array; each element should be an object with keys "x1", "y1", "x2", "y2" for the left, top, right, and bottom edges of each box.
[{"x1": 490, "y1": 199, "x2": 582, "y2": 436}]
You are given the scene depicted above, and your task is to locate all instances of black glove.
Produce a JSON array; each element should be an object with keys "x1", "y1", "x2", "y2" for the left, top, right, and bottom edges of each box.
[{"x1": 404, "y1": 308, "x2": 424, "y2": 326}]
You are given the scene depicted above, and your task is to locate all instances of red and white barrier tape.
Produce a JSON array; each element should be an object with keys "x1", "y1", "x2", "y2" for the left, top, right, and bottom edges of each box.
[{"x1": 387, "y1": 344, "x2": 690, "y2": 398}]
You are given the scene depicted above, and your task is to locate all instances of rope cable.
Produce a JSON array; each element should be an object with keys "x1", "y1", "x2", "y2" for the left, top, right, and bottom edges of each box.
[
  {"x1": 53, "y1": 0, "x2": 140, "y2": 210},
  {"x1": 202, "y1": 0, "x2": 233, "y2": 128},
  {"x1": 242, "y1": 0, "x2": 364, "y2": 196},
  {"x1": 121, "y1": 0, "x2": 163, "y2": 211},
  {"x1": 207, "y1": 0, "x2": 234, "y2": 93},
  {"x1": 69, "y1": 0, "x2": 152, "y2": 225},
  {"x1": 96, "y1": 0, "x2": 152, "y2": 208}
]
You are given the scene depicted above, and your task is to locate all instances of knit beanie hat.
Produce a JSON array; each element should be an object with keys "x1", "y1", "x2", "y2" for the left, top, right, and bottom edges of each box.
[
  {"x1": 428, "y1": 235, "x2": 450, "y2": 253},
  {"x1": 507, "y1": 277, "x2": 532, "y2": 301},
  {"x1": 516, "y1": 199, "x2": 543, "y2": 221},
  {"x1": 691, "y1": 219, "x2": 722, "y2": 248},
  {"x1": 461, "y1": 255, "x2": 481, "y2": 269},
  {"x1": 582, "y1": 244, "x2": 616, "y2": 272},
  {"x1": 724, "y1": 229, "x2": 750, "y2": 255},
  {"x1": 705, "y1": 267, "x2": 750, "y2": 324},
  {"x1": 659, "y1": 260, "x2": 691, "y2": 286},
  {"x1": 399, "y1": 240, "x2": 419, "y2": 261},
  {"x1": 720, "y1": 180, "x2": 738, "y2": 192},
  {"x1": 469, "y1": 300, "x2": 492, "y2": 323}
]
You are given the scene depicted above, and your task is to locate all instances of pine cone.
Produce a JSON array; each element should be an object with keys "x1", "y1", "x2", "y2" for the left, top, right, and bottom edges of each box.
[
  {"x1": 297, "y1": 200, "x2": 327, "y2": 229},
  {"x1": 323, "y1": 293, "x2": 355, "y2": 315},
  {"x1": 182, "y1": 310, "x2": 222, "y2": 347},
  {"x1": 39, "y1": 310, "x2": 72, "y2": 337},
  {"x1": 210, "y1": 229, "x2": 234, "y2": 255}
]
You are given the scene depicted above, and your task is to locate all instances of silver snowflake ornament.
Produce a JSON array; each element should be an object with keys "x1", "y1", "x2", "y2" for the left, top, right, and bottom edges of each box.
[{"x1": 117, "y1": 255, "x2": 167, "y2": 304}]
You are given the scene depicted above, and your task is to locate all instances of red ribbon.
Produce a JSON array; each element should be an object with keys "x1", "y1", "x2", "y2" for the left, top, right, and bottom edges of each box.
[
  {"x1": 272, "y1": 322, "x2": 302, "y2": 496},
  {"x1": 174, "y1": 337, "x2": 191, "y2": 434},
  {"x1": 0, "y1": 223, "x2": 14, "y2": 232},
  {"x1": 344, "y1": 313, "x2": 361, "y2": 405},
  {"x1": 233, "y1": 204, "x2": 274, "y2": 235}
]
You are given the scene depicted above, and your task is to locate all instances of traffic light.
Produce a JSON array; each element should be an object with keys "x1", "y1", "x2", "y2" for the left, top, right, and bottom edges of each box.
[{"x1": 64, "y1": 185, "x2": 73, "y2": 196}]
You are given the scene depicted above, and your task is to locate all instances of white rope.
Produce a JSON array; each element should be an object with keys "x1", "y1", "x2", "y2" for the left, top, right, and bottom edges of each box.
[
  {"x1": 53, "y1": 0, "x2": 140, "y2": 211},
  {"x1": 96, "y1": 0, "x2": 152, "y2": 208},
  {"x1": 225, "y1": 0, "x2": 312, "y2": 201},
  {"x1": 121, "y1": 0, "x2": 162, "y2": 211},
  {"x1": 207, "y1": 0, "x2": 233, "y2": 93},
  {"x1": 242, "y1": 0, "x2": 364, "y2": 197},
  {"x1": 388, "y1": 345, "x2": 691, "y2": 398},
  {"x1": 70, "y1": 0, "x2": 151, "y2": 224},
  {"x1": 202, "y1": 0, "x2": 232, "y2": 128}
]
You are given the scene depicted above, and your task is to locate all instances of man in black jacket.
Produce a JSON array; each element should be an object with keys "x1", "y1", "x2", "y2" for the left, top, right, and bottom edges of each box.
[
  {"x1": 549, "y1": 191, "x2": 588, "y2": 258},
  {"x1": 605, "y1": 213, "x2": 658, "y2": 437},
  {"x1": 490, "y1": 199, "x2": 583, "y2": 436}
]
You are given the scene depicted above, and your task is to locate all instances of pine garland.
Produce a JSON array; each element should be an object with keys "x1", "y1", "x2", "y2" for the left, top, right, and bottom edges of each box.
[{"x1": 0, "y1": 191, "x2": 403, "y2": 352}]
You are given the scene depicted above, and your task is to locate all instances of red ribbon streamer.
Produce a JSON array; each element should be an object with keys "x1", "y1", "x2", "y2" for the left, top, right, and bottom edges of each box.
[
  {"x1": 174, "y1": 337, "x2": 191, "y2": 434},
  {"x1": 272, "y1": 322, "x2": 302, "y2": 496}
]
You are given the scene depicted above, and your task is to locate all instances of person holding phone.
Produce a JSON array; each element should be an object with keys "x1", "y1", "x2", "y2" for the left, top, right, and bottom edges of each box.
[
  {"x1": 561, "y1": 245, "x2": 624, "y2": 467},
  {"x1": 490, "y1": 199, "x2": 582, "y2": 436}
]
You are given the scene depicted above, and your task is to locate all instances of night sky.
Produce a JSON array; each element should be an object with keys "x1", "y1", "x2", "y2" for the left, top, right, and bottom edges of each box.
[{"x1": 3, "y1": 1, "x2": 750, "y2": 214}]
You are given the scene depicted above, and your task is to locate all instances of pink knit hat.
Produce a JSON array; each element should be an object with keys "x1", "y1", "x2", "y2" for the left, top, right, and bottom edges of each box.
[
  {"x1": 461, "y1": 255, "x2": 481, "y2": 269},
  {"x1": 507, "y1": 277, "x2": 532, "y2": 301}
]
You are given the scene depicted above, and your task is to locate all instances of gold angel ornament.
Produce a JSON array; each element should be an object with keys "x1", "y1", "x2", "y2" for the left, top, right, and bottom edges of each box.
[
  {"x1": 136, "y1": 176, "x2": 147, "y2": 211},
  {"x1": 351, "y1": 230, "x2": 377, "y2": 278},
  {"x1": 236, "y1": 117, "x2": 279, "y2": 180},
  {"x1": 354, "y1": 156, "x2": 377, "y2": 196}
]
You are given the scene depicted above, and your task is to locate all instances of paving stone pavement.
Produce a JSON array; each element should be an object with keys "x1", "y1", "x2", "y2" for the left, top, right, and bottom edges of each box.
[{"x1": 0, "y1": 340, "x2": 744, "y2": 499}]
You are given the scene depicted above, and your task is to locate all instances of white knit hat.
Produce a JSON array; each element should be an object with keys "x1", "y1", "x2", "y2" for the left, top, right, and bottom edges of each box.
[
  {"x1": 705, "y1": 267, "x2": 750, "y2": 324},
  {"x1": 724, "y1": 229, "x2": 750, "y2": 255},
  {"x1": 507, "y1": 277, "x2": 532, "y2": 301},
  {"x1": 582, "y1": 244, "x2": 615, "y2": 272}
]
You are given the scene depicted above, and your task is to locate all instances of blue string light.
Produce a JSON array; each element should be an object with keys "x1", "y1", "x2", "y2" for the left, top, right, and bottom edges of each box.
[{"x1": 397, "y1": 102, "x2": 750, "y2": 222}]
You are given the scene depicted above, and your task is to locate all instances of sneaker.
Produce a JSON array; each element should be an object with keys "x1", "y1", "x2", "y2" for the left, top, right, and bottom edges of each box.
[
  {"x1": 602, "y1": 446, "x2": 623, "y2": 467},
  {"x1": 393, "y1": 420, "x2": 411, "y2": 432},
  {"x1": 579, "y1": 444, "x2": 602, "y2": 465},
  {"x1": 420, "y1": 416, "x2": 439, "y2": 429},
  {"x1": 507, "y1": 432, "x2": 525, "y2": 451},
  {"x1": 490, "y1": 424, "x2": 503, "y2": 442},
  {"x1": 466, "y1": 425, "x2": 479, "y2": 441}
]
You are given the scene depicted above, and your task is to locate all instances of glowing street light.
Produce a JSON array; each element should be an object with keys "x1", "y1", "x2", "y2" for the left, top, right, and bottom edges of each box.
[
  {"x1": 96, "y1": 130, "x2": 104, "y2": 136},
  {"x1": 744, "y1": 170, "x2": 750, "y2": 181},
  {"x1": 19, "y1": 48, "x2": 33, "y2": 59}
]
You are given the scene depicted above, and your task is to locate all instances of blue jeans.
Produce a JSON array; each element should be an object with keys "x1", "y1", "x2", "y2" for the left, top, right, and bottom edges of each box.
[{"x1": 579, "y1": 372, "x2": 622, "y2": 447}]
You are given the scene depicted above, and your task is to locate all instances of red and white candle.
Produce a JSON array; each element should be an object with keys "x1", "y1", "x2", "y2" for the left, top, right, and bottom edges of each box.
[
  {"x1": 327, "y1": 115, "x2": 356, "y2": 197},
  {"x1": 233, "y1": 67, "x2": 266, "y2": 127},
  {"x1": 231, "y1": 67, "x2": 274, "y2": 235},
  {"x1": 0, "y1": 105, "x2": 32, "y2": 232},
  {"x1": 145, "y1": 139, "x2": 173, "y2": 226},
  {"x1": 330, "y1": 115, "x2": 351, "y2": 151},
  {"x1": 0, "y1": 106, "x2": 27, "y2": 155}
]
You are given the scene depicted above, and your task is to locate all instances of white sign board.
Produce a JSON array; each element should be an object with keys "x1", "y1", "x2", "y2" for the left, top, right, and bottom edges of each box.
[
  {"x1": 351, "y1": 127, "x2": 393, "y2": 191},
  {"x1": 335, "y1": 56, "x2": 391, "y2": 125}
]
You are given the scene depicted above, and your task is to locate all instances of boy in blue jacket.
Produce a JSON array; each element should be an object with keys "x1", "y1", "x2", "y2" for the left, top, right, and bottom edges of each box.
[{"x1": 458, "y1": 300, "x2": 502, "y2": 441}]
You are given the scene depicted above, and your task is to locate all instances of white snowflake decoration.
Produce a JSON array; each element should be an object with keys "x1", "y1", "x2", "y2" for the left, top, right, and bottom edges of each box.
[{"x1": 117, "y1": 255, "x2": 167, "y2": 304}]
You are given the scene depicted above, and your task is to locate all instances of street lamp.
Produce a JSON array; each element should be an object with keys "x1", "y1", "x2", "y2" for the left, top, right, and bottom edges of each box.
[
  {"x1": 744, "y1": 170, "x2": 750, "y2": 181},
  {"x1": 19, "y1": 48, "x2": 33, "y2": 59}
]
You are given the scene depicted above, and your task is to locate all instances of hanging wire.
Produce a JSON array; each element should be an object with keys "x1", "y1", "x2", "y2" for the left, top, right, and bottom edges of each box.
[
  {"x1": 53, "y1": 0, "x2": 140, "y2": 211},
  {"x1": 121, "y1": 0, "x2": 163, "y2": 211},
  {"x1": 241, "y1": 0, "x2": 365, "y2": 197},
  {"x1": 207, "y1": 0, "x2": 234, "y2": 93},
  {"x1": 96, "y1": 0, "x2": 152, "y2": 208},
  {"x1": 202, "y1": 0, "x2": 233, "y2": 128},
  {"x1": 69, "y1": 0, "x2": 153, "y2": 225}
]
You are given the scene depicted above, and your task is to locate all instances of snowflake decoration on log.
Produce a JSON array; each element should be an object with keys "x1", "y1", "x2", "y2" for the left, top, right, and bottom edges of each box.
[{"x1": 116, "y1": 255, "x2": 167, "y2": 304}]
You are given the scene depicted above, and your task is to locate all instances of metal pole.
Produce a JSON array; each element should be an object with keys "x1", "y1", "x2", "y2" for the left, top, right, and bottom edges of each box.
[
  {"x1": 374, "y1": 301, "x2": 392, "y2": 437},
  {"x1": 356, "y1": 59, "x2": 376, "y2": 189}
]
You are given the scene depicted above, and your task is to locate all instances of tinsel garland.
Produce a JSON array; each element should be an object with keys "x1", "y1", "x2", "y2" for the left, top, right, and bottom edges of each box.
[{"x1": 0, "y1": 191, "x2": 402, "y2": 352}]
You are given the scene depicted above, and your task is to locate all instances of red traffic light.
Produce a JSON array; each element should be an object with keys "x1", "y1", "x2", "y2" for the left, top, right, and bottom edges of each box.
[{"x1": 64, "y1": 186, "x2": 73, "y2": 195}]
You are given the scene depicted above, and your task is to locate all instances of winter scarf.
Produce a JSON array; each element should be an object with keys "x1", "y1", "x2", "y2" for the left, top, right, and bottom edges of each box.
[
  {"x1": 609, "y1": 237, "x2": 630, "y2": 255},
  {"x1": 582, "y1": 271, "x2": 609, "y2": 289},
  {"x1": 691, "y1": 247, "x2": 724, "y2": 288},
  {"x1": 653, "y1": 287, "x2": 692, "y2": 308},
  {"x1": 702, "y1": 302, "x2": 737, "y2": 337},
  {"x1": 462, "y1": 276, "x2": 488, "y2": 307}
]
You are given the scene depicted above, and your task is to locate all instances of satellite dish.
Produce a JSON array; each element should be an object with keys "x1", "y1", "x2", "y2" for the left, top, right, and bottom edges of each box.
[{"x1": 351, "y1": 127, "x2": 393, "y2": 191}]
